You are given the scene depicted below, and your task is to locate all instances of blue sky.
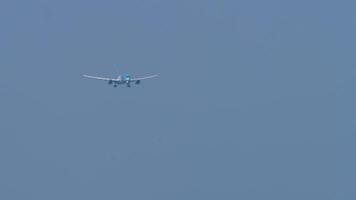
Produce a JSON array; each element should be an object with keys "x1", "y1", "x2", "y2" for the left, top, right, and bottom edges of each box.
[{"x1": 0, "y1": 0, "x2": 354, "y2": 199}]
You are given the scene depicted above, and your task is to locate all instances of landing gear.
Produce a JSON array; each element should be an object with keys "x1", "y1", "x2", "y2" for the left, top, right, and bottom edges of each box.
[{"x1": 114, "y1": 84, "x2": 118, "y2": 87}]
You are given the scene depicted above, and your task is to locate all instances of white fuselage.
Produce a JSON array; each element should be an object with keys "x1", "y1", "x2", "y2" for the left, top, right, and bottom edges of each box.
[{"x1": 109, "y1": 75, "x2": 132, "y2": 87}]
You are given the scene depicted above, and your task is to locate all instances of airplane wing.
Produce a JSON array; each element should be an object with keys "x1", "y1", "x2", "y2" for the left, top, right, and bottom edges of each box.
[
  {"x1": 131, "y1": 75, "x2": 158, "y2": 81},
  {"x1": 83, "y1": 74, "x2": 111, "y2": 81}
]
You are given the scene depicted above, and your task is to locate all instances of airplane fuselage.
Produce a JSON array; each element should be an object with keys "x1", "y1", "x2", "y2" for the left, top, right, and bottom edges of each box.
[{"x1": 108, "y1": 75, "x2": 139, "y2": 87}]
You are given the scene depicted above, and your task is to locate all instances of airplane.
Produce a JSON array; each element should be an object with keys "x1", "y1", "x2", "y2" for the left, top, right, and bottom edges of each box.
[{"x1": 83, "y1": 73, "x2": 158, "y2": 87}]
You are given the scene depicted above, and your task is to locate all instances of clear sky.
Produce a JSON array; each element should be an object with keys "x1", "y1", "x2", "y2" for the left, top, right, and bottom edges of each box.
[{"x1": 0, "y1": 0, "x2": 353, "y2": 199}]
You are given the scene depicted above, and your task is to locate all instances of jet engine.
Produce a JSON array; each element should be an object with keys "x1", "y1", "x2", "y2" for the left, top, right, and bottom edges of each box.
[{"x1": 135, "y1": 80, "x2": 141, "y2": 85}]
